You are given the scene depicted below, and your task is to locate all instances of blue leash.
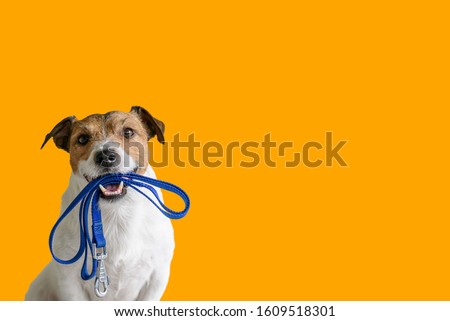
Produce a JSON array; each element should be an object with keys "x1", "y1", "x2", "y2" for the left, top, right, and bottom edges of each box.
[{"x1": 48, "y1": 172, "x2": 190, "y2": 297}]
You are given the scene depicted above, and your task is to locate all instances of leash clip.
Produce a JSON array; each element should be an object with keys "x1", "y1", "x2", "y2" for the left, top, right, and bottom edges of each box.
[{"x1": 94, "y1": 245, "x2": 110, "y2": 298}]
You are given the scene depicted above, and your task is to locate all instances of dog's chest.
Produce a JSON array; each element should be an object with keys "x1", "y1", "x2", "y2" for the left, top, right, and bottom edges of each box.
[
  {"x1": 81, "y1": 217, "x2": 173, "y2": 300},
  {"x1": 92, "y1": 206, "x2": 173, "y2": 299},
  {"x1": 59, "y1": 172, "x2": 175, "y2": 300},
  {"x1": 83, "y1": 254, "x2": 153, "y2": 300}
]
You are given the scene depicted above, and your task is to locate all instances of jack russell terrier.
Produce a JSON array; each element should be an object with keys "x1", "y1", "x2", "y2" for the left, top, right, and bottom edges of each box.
[{"x1": 26, "y1": 106, "x2": 175, "y2": 300}]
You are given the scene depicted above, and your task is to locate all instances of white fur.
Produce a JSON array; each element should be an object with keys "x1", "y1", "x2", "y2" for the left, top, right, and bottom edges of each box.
[{"x1": 26, "y1": 143, "x2": 175, "y2": 301}]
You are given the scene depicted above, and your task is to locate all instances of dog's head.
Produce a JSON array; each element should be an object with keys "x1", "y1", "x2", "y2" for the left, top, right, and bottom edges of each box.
[{"x1": 41, "y1": 106, "x2": 164, "y2": 200}]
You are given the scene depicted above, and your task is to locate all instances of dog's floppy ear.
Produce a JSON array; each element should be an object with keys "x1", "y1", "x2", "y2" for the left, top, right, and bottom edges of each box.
[
  {"x1": 41, "y1": 116, "x2": 77, "y2": 152},
  {"x1": 130, "y1": 106, "x2": 165, "y2": 144}
]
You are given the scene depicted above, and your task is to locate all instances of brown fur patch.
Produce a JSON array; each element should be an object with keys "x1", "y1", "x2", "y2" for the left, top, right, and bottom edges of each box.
[{"x1": 69, "y1": 111, "x2": 150, "y2": 174}]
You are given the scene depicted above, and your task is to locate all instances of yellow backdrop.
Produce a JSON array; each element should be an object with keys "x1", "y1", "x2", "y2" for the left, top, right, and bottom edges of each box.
[{"x1": 0, "y1": 1, "x2": 448, "y2": 300}]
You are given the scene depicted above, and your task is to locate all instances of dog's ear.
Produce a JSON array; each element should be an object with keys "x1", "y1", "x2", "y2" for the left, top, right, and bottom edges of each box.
[
  {"x1": 41, "y1": 116, "x2": 77, "y2": 152},
  {"x1": 130, "y1": 106, "x2": 165, "y2": 144}
]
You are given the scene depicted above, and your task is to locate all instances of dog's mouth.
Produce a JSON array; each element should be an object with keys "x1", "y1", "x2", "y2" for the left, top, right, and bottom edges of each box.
[
  {"x1": 83, "y1": 167, "x2": 138, "y2": 200},
  {"x1": 98, "y1": 181, "x2": 127, "y2": 199}
]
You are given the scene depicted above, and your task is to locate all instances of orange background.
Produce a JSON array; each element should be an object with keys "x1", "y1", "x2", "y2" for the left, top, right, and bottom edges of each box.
[{"x1": 0, "y1": 1, "x2": 449, "y2": 300}]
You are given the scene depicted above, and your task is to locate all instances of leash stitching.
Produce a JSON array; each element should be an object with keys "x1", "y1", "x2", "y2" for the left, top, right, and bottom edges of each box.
[{"x1": 48, "y1": 173, "x2": 190, "y2": 297}]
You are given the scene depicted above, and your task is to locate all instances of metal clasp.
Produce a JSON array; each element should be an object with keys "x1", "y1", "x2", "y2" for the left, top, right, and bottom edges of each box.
[{"x1": 94, "y1": 246, "x2": 110, "y2": 298}]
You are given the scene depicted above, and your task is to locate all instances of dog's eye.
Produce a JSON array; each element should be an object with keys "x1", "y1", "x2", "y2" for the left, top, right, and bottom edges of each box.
[
  {"x1": 77, "y1": 135, "x2": 89, "y2": 145},
  {"x1": 123, "y1": 128, "x2": 134, "y2": 139}
]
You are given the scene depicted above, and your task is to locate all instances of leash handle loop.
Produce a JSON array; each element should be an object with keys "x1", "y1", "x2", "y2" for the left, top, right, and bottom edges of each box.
[{"x1": 48, "y1": 173, "x2": 190, "y2": 289}]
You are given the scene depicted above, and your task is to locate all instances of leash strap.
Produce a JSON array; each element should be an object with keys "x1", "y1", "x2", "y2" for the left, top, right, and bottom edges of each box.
[{"x1": 48, "y1": 173, "x2": 190, "y2": 287}]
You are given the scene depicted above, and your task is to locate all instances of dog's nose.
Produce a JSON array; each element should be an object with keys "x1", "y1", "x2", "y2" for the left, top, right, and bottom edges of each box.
[{"x1": 95, "y1": 149, "x2": 120, "y2": 168}]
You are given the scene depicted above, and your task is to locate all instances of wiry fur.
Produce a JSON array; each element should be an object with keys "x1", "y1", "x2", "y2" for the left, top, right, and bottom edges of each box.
[{"x1": 26, "y1": 110, "x2": 175, "y2": 300}]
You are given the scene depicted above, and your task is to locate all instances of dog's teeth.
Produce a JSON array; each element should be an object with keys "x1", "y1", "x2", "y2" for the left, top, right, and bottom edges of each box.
[
  {"x1": 118, "y1": 181, "x2": 124, "y2": 192},
  {"x1": 99, "y1": 184, "x2": 107, "y2": 194}
]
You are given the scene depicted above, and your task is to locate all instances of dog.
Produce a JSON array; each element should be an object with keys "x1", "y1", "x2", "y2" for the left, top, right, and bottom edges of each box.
[{"x1": 25, "y1": 106, "x2": 175, "y2": 300}]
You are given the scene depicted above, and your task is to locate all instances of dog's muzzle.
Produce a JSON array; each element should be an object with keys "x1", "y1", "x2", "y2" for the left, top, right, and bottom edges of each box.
[{"x1": 84, "y1": 146, "x2": 136, "y2": 200}]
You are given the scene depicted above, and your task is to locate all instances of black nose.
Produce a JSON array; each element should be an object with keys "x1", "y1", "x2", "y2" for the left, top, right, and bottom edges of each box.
[{"x1": 95, "y1": 149, "x2": 120, "y2": 168}]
